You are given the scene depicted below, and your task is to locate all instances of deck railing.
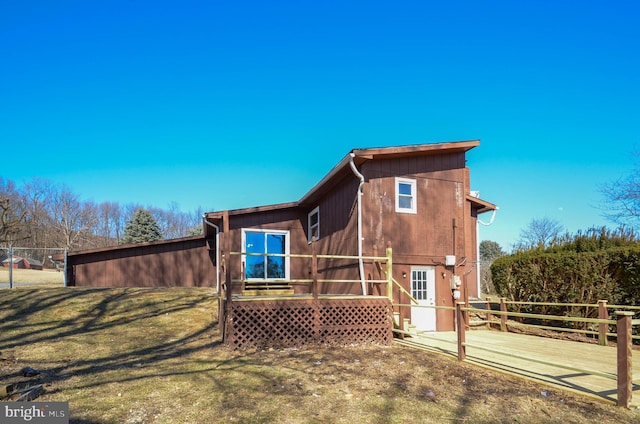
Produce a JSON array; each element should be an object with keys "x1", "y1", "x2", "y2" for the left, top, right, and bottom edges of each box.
[
  {"x1": 475, "y1": 298, "x2": 640, "y2": 345},
  {"x1": 222, "y1": 247, "x2": 395, "y2": 300},
  {"x1": 390, "y1": 299, "x2": 639, "y2": 407},
  {"x1": 455, "y1": 302, "x2": 637, "y2": 408}
]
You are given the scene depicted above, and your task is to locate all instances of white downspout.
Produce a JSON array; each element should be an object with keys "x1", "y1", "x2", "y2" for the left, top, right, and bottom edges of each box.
[
  {"x1": 349, "y1": 153, "x2": 367, "y2": 295},
  {"x1": 475, "y1": 221, "x2": 481, "y2": 298},
  {"x1": 478, "y1": 208, "x2": 498, "y2": 226},
  {"x1": 203, "y1": 215, "x2": 221, "y2": 294}
]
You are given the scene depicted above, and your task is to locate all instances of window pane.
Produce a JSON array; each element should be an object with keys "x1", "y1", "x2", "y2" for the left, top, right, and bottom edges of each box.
[
  {"x1": 398, "y1": 182, "x2": 413, "y2": 195},
  {"x1": 267, "y1": 234, "x2": 285, "y2": 254},
  {"x1": 310, "y1": 213, "x2": 318, "y2": 226},
  {"x1": 266, "y1": 234, "x2": 285, "y2": 278},
  {"x1": 245, "y1": 232, "x2": 265, "y2": 278},
  {"x1": 398, "y1": 196, "x2": 413, "y2": 210}
]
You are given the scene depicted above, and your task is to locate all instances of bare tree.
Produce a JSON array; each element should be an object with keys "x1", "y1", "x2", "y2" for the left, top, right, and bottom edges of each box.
[
  {"x1": 97, "y1": 201, "x2": 124, "y2": 246},
  {"x1": 601, "y1": 156, "x2": 640, "y2": 229},
  {"x1": 23, "y1": 178, "x2": 57, "y2": 249},
  {"x1": 0, "y1": 177, "x2": 28, "y2": 245},
  {"x1": 47, "y1": 185, "x2": 99, "y2": 250},
  {"x1": 1, "y1": 177, "x2": 209, "y2": 250},
  {"x1": 516, "y1": 217, "x2": 564, "y2": 250},
  {"x1": 152, "y1": 202, "x2": 204, "y2": 239}
]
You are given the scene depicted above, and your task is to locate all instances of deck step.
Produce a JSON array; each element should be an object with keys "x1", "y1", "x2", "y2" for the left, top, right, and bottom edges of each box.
[
  {"x1": 403, "y1": 318, "x2": 418, "y2": 336},
  {"x1": 242, "y1": 289, "x2": 295, "y2": 296},
  {"x1": 244, "y1": 285, "x2": 293, "y2": 291},
  {"x1": 242, "y1": 281, "x2": 295, "y2": 296},
  {"x1": 393, "y1": 312, "x2": 401, "y2": 328}
]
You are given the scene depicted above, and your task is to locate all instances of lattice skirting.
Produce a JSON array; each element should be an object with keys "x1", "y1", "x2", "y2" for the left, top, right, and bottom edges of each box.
[{"x1": 224, "y1": 297, "x2": 393, "y2": 350}]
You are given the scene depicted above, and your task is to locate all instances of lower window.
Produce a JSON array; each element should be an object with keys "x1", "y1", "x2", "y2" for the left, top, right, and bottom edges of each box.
[{"x1": 242, "y1": 229, "x2": 290, "y2": 279}]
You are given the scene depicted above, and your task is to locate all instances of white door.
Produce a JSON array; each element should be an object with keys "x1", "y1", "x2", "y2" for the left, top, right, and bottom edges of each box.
[{"x1": 411, "y1": 267, "x2": 436, "y2": 332}]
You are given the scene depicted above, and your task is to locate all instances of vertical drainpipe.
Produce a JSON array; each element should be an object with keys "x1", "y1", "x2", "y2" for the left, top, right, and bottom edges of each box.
[
  {"x1": 475, "y1": 220, "x2": 481, "y2": 297},
  {"x1": 349, "y1": 153, "x2": 367, "y2": 295},
  {"x1": 203, "y1": 215, "x2": 221, "y2": 293}
]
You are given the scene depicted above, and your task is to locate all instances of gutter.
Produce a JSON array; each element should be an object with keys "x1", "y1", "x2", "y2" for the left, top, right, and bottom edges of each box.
[
  {"x1": 349, "y1": 153, "x2": 367, "y2": 295},
  {"x1": 203, "y1": 215, "x2": 221, "y2": 293}
]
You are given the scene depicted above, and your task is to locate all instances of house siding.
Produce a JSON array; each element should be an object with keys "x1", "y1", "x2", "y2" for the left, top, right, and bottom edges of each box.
[
  {"x1": 359, "y1": 152, "x2": 471, "y2": 331},
  {"x1": 308, "y1": 176, "x2": 361, "y2": 295},
  {"x1": 224, "y1": 207, "x2": 311, "y2": 295},
  {"x1": 67, "y1": 237, "x2": 216, "y2": 287}
]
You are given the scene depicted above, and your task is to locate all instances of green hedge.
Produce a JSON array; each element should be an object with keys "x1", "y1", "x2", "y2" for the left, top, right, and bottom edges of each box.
[{"x1": 491, "y1": 246, "x2": 640, "y2": 318}]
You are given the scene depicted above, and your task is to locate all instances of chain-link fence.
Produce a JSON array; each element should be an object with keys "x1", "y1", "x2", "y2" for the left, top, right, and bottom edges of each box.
[{"x1": 0, "y1": 246, "x2": 67, "y2": 288}]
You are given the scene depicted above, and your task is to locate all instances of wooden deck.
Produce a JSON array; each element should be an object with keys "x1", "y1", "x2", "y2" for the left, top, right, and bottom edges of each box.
[{"x1": 396, "y1": 329, "x2": 640, "y2": 407}]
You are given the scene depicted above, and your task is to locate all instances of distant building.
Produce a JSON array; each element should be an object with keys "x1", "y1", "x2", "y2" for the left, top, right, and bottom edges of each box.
[{"x1": 2, "y1": 256, "x2": 44, "y2": 270}]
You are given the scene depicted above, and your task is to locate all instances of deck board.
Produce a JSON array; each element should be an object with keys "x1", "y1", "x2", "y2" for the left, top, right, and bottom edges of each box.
[{"x1": 396, "y1": 329, "x2": 640, "y2": 407}]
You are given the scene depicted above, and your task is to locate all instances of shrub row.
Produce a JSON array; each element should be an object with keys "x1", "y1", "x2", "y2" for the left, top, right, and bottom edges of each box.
[{"x1": 491, "y1": 246, "x2": 640, "y2": 318}]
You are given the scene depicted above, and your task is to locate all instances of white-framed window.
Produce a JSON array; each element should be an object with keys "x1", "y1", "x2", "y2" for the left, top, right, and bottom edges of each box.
[
  {"x1": 308, "y1": 206, "x2": 320, "y2": 243},
  {"x1": 241, "y1": 229, "x2": 290, "y2": 280},
  {"x1": 395, "y1": 177, "x2": 417, "y2": 214}
]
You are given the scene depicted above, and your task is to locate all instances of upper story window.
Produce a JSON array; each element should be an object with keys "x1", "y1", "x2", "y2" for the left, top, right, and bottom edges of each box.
[
  {"x1": 242, "y1": 229, "x2": 290, "y2": 280},
  {"x1": 395, "y1": 177, "x2": 417, "y2": 214},
  {"x1": 308, "y1": 206, "x2": 320, "y2": 243}
]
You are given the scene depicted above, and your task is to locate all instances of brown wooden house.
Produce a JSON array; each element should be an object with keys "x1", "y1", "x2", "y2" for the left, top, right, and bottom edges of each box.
[
  {"x1": 61, "y1": 140, "x2": 496, "y2": 348},
  {"x1": 204, "y1": 139, "x2": 495, "y2": 341}
]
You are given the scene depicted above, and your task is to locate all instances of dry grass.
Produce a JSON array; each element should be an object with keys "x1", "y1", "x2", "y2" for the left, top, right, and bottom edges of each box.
[
  {"x1": 0, "y1": 268, "x2": 64, "y2": 286},
  {"x1": 0, "y1": 288, "x2": 638, "y2": 423}
]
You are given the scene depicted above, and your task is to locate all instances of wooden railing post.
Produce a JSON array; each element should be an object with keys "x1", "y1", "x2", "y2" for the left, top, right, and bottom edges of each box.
[
  {"x1": 311, "y1": 238, "x2": 319, "y2": 300},
  {"x1": 225, "y1": 254, "x2": 232, "y2": 304},
  {"x1": 615, "y1": 311, "x2": 634, "y2": 408},
  {"x1": 485, "y1": 296, "x2": 492, "y2": 329},
  {"x1": 500, "y1": 297, "x2": 507, "y2": 332},
  {"x1": 386, "y1": 247, "x2": 393, "y2": 302},
  {"x1": 598, "y1": 300, "x2": 608, "y2": 346},
  {"x1": 456, "y1": 302, "x2": 466, "y2": 361}
]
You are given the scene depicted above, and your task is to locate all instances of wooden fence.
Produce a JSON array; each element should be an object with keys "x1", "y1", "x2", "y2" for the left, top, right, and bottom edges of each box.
[
  {"x1": 476, "y1": 298, "x2": 640, "y2": 346},
  {"x1": 452, "y1": 302, "x2": 636, "y2": 408}
]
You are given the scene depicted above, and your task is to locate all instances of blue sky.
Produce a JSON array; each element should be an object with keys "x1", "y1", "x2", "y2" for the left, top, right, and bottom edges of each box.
[{"x1": 1, "y1": 1, "x2": 638, "y2": 251}]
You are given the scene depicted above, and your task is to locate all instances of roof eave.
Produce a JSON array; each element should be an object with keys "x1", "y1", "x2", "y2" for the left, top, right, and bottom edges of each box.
[
  {"x1": 300, "y1": 140, "x2": 481, "y2": 206},
  {"x1": 58, "y1": 235, "x2": 205, "y2": 258},
  {"x1": 205, "y1": 201, "x2": 299, "y2": 220},
  {"x1": 467, "y1": 195, "x2": 497, "y2": 214}
]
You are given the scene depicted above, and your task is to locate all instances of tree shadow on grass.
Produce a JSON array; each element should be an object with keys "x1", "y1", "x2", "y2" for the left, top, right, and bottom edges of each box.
[
  {"x1": 0, "y1": 288, "x2": 219, "y2": 389},
  {"x1": 0, "y1": 288, "x2": 213, "y2": 350},
  {"x1": 1, "y1": 289, "x2": 636, "y2": 423}
]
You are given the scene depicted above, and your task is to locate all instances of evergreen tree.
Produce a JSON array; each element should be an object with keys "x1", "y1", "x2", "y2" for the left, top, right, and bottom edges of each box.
[
  {"x1": 480, "y1": 240, "x2": 506, "y2": 261},
  {"x1": 121, "y1": 209, "x2": 163, "y2": 244}
]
